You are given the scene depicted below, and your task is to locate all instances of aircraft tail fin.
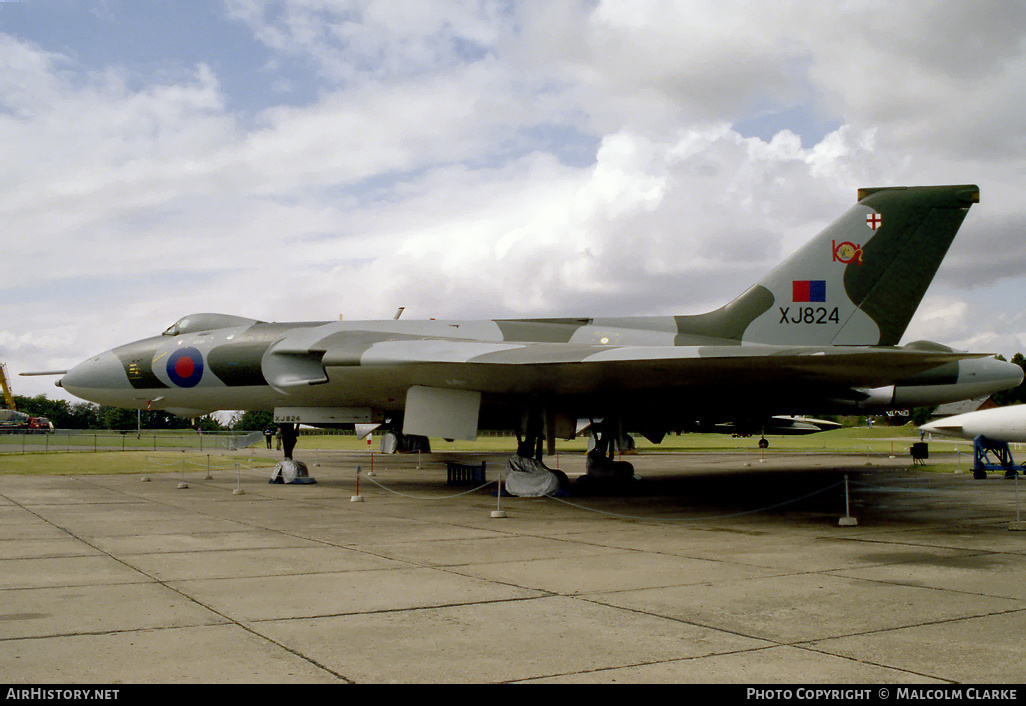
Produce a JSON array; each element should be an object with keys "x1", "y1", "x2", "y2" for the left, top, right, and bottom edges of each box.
[{"x1": 677, "y1": 185, "x2": 979, "y2": 346}]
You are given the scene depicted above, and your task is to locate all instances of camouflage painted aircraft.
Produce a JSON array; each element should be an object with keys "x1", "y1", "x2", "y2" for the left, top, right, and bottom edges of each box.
[{"x1": 54, "y1": 184, "x2": 1022, "y2": 476}]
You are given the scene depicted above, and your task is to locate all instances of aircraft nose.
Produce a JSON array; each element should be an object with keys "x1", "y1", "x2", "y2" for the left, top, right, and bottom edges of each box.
[{"x1": 60, "y1": 352, "x2": 129, "y2": 398}]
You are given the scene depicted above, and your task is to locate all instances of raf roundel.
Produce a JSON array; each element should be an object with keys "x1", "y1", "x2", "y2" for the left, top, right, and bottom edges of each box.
[{"x1": 166, "y1": 347, "x2": 205, "y2": 388}]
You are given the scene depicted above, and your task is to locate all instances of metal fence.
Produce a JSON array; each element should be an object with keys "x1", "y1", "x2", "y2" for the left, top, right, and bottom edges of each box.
[
  {"x1": 0, "y1": 429, "x2": 271, "y2": 454},
  {"x1": 0, "y1": 428, "x2": 517, "y2": 456}
]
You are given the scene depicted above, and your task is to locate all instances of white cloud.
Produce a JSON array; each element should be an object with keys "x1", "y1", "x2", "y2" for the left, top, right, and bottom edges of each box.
[
  {"x1": 4, "y1": 1, "x2": 1026, "y2": 404},
  {"x1": 225, "y1": 0, "x2": 509, "y2": 83}
]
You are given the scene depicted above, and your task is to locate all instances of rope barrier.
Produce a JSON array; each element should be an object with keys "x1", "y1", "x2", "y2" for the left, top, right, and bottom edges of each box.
[
  {"x1": 848, "y1": 476, "x2": 985, "y2": 492},
  {"x1": 356, "y1": 470, "x2": 495, "y2": 500},
  {"x1": 540, "y1": 480, "x2": 846, "y2": 522},
  {"x1": 143, "y1": 455, "x2": 265, "y2": 471},
  {"x1": 131, "y1": 443, "x2": 1009, "y2": 524},
  {"x1": 350, "y1": 463, "x2": 848, "y2": 521},
  {"x1": 135, "y1": 450, "x2": 1026, "y2": 527}
]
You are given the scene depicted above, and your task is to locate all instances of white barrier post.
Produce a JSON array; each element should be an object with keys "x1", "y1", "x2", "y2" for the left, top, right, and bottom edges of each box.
[
  {"x1": 491, "y1": 472, "x2": 508, "y2": 518},
  {"x1": 177, "y1": 458, "x2": 188, "y2": 489},
  {"x1": 233, "y1": 463, "x2": 245, "y2": 495},
  {"x1": 838, "y1": 473, "x2": 858, "y2": 526}
]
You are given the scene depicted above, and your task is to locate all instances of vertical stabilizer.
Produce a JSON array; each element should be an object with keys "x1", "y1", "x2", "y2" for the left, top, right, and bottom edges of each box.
[{"x1": 727, "y1": 185, "x2": 979, "y2": 346}]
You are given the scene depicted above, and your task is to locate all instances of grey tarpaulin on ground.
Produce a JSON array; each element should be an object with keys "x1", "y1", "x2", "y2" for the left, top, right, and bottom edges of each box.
[
  {"x1": 505, "y1": 455, "x2": 560, "y2": 497},
  {"x1": 270, "y1": 459, "x2": 316, "y2": 484}
]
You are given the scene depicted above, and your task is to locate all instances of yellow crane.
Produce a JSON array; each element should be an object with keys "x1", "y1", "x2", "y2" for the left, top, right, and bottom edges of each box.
[{"x1": 0, "y1": 363, "x2": 15, "y2": 410}]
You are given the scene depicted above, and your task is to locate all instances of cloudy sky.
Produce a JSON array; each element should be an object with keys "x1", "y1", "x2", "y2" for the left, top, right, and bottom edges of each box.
[{"x1": 3, "y1": 0, "x2": 1026, "y2": 403}]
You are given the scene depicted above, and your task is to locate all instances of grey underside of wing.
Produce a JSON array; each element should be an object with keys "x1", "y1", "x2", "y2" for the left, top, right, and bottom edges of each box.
[{"x1": 299, "y1": 338, "x2": 982, "y2": 396}]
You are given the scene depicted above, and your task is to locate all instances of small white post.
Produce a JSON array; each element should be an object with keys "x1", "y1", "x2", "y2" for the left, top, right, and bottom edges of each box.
[
  {"x1": 491, "y1": 472, "x2": 507, "y2": 518},
  {"x1": 233, "y1": 463, "x2": 244, "y2": 495},
  {"x1": 838, "y1": 473, "x2": 858, "y2": 526}
]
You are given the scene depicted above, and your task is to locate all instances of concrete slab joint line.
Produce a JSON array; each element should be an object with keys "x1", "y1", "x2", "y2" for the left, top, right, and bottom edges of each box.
[{"x1": 2, "y1": 448, "x2": 1025, "y2": 683}]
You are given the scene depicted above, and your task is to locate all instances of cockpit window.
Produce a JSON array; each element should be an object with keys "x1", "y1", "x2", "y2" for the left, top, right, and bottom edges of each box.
[{"x1": 162, "y1": 314, "x2": 262, "y2": 336}]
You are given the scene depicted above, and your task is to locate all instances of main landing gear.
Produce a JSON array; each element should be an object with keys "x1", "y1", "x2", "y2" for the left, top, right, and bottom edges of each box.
[
  {"x1": 504, "y1": 412, "x2": 639, "y2": 497},
  {"x1": 269, "y1": 423, "x2": 316, "y2": 484},
  {"x1": 584, "y1": 422, "x2": 637, "y2": 481},
  {"x1": 505, "y1": 408, "x2": 569, "y2": 497}
]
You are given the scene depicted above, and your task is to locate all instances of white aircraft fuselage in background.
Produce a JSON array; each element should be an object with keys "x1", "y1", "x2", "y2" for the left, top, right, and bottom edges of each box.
[{"x1": 921, "y1": 405, "x2": 1026, "y2": 443}]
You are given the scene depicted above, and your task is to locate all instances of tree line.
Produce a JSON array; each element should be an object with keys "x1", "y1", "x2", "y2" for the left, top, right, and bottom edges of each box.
[
  {"x1": 9, "y1": 395, "x2": 281, "y2": 432},
  {"x1": 9, "y1": 394, "x2": 226, "y2": 431}
]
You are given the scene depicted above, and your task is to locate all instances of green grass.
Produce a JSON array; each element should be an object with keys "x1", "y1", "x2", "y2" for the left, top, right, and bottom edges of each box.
[
  {"x1": 0, "y1": 451, "x2": 267, "y2": 476},
  {"x1": 401, "y1": 425, "x2": 975, "y2": 455},
  {"x1": 0, "y1": 424, "x2": 983, "y2": 476}
]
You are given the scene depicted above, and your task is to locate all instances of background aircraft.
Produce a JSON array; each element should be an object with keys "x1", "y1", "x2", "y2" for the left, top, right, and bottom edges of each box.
[
  {"x1": 54, "y1": 185, "x2": 1022, "y2": 480},
  {"x1": 920, "y1": 405, "x2": 1026, "y2": 443}
]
